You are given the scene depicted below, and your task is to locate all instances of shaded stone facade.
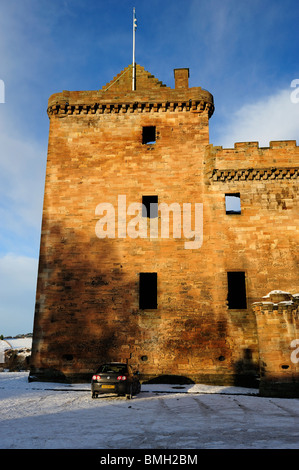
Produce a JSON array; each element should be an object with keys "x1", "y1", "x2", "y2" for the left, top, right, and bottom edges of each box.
[
  {"x1": 30, "y1": 65, "x2": 299, "y2": 395},
  {"x1": 253, "y1": 291, "x2": 299, "y2": 397}
]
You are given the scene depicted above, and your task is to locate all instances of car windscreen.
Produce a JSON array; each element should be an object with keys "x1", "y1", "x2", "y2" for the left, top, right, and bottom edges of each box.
[{"x1": 96, "y1": 364, "x2": 127, "y2": 374}]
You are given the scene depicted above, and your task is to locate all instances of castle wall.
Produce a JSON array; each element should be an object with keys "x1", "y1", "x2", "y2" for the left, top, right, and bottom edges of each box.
[
  {"x1": 205, "y1": 142, "x2": 299, "y2": 295},
  {"x1": 209, "y1": 140, "x2": 299, "y2": 169},
  {"x1": 30, "y1": 67, "x2": 299, "y2": 388}
]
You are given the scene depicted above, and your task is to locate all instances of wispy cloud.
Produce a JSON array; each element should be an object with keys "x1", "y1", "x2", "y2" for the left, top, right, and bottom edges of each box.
[{"x1": 212, "y1": 87, "x2": 299, "y2": 148}]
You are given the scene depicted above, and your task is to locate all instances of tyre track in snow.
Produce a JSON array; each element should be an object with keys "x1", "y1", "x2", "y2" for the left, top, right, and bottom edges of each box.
[
  {"x1": 191, "y1": 395, "x2": 219, "y2": 416},
  {"x1": 113, "y1": 393, "x2": 187, "y2": 448},
  {"x1": 268, "y1": 399, "x2": 299, "y2": 418},
  {"x1": 130, "y1": 393, "x2": 218, "y2": 448}
]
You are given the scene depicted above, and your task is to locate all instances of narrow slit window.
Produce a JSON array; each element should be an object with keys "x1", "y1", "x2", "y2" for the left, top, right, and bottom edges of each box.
[
  {"x1": 225, "y1": 193, "x2": 241, "y2": 214},
  {"x1": 139, "y1": 272, "x2": 157, "y2": 309},
  {"x1": 142, "y1": 195, "x2": 158, "y2": 218},
  {"x1": 227, "y1": 271, "x2": 247, "y2": 309},
  {"x1": 142, "y1": 126, "x2": 156, "y2": 144}
]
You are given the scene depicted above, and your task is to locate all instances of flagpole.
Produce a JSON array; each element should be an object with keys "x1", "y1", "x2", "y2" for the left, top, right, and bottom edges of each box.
[{"x1": 132, "y1": 7, "x2": 136, "y2": 91}]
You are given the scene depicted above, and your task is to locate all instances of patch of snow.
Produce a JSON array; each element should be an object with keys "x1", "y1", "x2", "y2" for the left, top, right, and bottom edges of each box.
[
  {"x1": 278, "y1": 301, "x2": 294, "y2": 305},
  {"x1": 6, "y1": 337, "x2": 32, "y2": 350},
  {"x1": 0, "y1": 339, "x2": 13, "y2": 351},
  {"x1": 1, "y1": 372, "x2": 299, "y2": 449},
  {"x1": 263, "y1": 290, "x2": 291, "y2": 298}
]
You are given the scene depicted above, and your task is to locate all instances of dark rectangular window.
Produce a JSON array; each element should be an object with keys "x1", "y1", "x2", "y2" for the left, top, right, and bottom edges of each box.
[
  {"x1": 142, "y1": 126, "x2": 156, "y2": 144},
  {"x1": 142, "y1": 195, "x2": 158, "y2": 218},
  {"x1": 225, "y1": 193, "x2": 241, "y2": 214},
  {"x1": 139, "y1": 272, "x2": 157, "y2": 309},
  {"x1": 227, "y1": 271, "x2": 247, "y2": 309}
]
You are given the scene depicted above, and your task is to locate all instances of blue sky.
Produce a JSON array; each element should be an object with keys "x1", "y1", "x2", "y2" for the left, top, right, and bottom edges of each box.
[{"x1": 0, "y1": 0, "x2": 299, "y2": 336}]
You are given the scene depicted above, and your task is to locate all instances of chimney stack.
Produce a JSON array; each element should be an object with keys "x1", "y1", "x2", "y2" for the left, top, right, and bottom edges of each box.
[{"x1": 174, "y1": 68, "x2": 189, "y2": 89}]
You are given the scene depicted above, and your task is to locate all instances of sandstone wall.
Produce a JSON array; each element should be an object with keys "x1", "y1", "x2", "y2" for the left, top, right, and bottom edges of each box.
[
  {"x1": 253, "y1": 291, "x2": 299, "y2": 397},
  {"x1": 30, "y1": 66, "x2": 299, "y2": 387}
]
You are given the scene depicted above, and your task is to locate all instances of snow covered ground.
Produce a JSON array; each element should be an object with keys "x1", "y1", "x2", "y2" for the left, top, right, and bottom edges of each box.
[
  {"x1": 3, "y1": 338, "x2": 32, "y2": 349},
  {"x1": 1, "y1": 372, "x2": 299, "y2": 450}
]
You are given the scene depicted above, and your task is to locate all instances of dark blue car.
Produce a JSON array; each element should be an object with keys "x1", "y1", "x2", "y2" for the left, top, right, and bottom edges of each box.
[{"x1": 91, "y1": 362, "x2": 141, "y2": 399}]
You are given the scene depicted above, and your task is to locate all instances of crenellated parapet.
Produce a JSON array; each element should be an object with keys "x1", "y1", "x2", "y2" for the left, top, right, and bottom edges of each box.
[
  {"x1": 205, "y1": 141, "x2": 299, "y2": 182},
  {"x1": 47, "y1": 64, "x2": 214, "y2": 119}
]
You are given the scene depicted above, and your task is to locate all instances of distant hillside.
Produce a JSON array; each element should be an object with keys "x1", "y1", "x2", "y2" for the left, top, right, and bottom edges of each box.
[{"x1": 3, "y1": 333, "x2": 32, "y2": 339}]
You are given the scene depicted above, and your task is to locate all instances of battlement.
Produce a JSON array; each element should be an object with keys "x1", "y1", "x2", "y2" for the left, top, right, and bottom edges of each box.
[
  {"x1": 47, "y1": 64, "x2": 214, "y2": 118},
  {"x1": 208, "y1": 140, "x2": 299, "y2": 173},
  {"x1": 215, "y1": 140, "x2": 298, "y2": 151}
]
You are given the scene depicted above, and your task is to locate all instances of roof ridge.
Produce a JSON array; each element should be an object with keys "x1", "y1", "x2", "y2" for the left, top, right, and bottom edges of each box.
[
  {"x1": 101, "y1": 64, "x2": 170, "y2": 92},
  {"x1": 102, "y1": 65, "x2": 133, "y2": 91}
]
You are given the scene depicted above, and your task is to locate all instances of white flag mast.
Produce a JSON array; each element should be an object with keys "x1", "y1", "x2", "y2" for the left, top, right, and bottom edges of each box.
[{"x1": 132, "y1": 7, "x2": 137, "y2": 91}]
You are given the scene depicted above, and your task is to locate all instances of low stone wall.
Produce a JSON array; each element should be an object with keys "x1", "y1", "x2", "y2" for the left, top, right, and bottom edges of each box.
[{"x1": 253, "y1": 290, "x2": 299, "y2": 397}]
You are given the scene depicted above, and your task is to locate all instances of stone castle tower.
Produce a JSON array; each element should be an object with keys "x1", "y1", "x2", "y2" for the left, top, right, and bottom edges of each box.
[{"x1": 30, "y1": 64, "x2": 299, "y2": 396}]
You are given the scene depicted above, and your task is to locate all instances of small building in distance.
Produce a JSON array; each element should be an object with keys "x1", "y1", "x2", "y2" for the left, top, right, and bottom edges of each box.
[{"x1": 0, "y1": 336, "x2": 32, "y2": 371}]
